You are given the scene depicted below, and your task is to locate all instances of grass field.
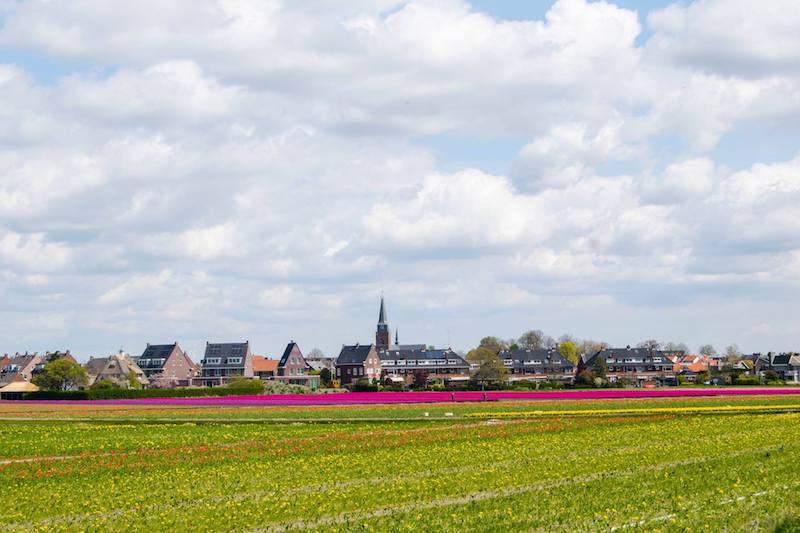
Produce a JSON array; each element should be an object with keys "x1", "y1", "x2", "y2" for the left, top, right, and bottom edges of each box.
[{"x1": 2, "y1": 395, "x2": 800, "y2": 531}]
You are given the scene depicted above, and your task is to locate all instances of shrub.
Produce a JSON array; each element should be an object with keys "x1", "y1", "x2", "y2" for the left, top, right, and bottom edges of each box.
[
  {"x1": 225, "y1": 377, "x2": 264, "y2": 392},
  {"x1": 352, "y1": 379, "x2": 379, "y2": 392}
]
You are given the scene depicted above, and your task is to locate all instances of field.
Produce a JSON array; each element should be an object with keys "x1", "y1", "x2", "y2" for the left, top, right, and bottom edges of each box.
[{"x1": 2, "y1": 394, "x2": 800, "y2": 531}]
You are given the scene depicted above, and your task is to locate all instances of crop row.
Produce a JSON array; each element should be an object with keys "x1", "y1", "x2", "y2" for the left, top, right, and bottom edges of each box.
[{"x1": 1, "y1": 411, "x2": 799, "y2": 531}]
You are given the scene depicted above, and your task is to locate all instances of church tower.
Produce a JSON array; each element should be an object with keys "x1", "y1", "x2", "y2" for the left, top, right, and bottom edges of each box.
[{"x1": 376, "y1": 296, "x2": 390, "y2": 352}]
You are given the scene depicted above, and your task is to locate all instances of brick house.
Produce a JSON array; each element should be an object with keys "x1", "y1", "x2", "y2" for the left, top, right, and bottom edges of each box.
[
  {"x1": 499, "y1": 348, "x2": 575, "y2": 383},
  {"x1": 335, "y1": 344, "x2": 382, "y2": 386},
  {"x1": 199, "y1": 342, "x2": 254, "y2": 387},
  {"x1": 275, "y1": 342, "x2": 319, "y2": 388},
  {"x1": 134, "y1": 343, "x2": 198, "y2": 388}
]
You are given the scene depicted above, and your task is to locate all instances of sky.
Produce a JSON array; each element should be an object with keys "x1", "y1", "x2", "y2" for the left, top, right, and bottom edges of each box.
[{"x1": 1, "y1": 0, "x2": 800, "y2": 361}]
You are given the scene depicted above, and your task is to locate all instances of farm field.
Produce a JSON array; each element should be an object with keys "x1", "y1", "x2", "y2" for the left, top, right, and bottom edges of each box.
[{"x1": 2, "y1": 396, "x2": 800, "y2": 531}]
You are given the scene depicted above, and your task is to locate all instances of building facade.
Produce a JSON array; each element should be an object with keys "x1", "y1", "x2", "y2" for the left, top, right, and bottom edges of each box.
[
  {"x1": 134, "y1": 343, "x2": 198, "y2": 387},
  {"x1": 275, "y1": 342, "x2": 319, "y2": 388},
  {"x1": 199, "y1": 342, "x2": 254, "y2": 387},
  {"x1": 379, "y1": 347, "x2": 470, "y2": 385},
  {"x1": 335, "y1": 344, "x2": 382, "y2": 386},
  {"x1": 499, "y1": 348, "x2": 575, "y2": 382},
  {"x1": 580, "y1": 347, "x2": 676, "y2": 384}
]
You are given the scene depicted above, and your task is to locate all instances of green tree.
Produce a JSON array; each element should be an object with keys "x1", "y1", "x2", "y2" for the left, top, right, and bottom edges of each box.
[
  {"x1": 592, "y1": 355, "x2": 608, "y2": 379},
  {"x1": 32, "y1": 358, "x2": 88, "y2": 391},
  {"x1": 558, "y1": 341, "x2": 579, "y2": 364},
  {"x1": 479, "y1": 336, "x2": 506, "y2": 353},
  {"x1": 127, "y1": 371, "x2": 142, "y2": 390},
  {"x1": 319, "y1": 367, "x2": 332, "y2": 386},
  {"x1": 467, "y1": 347, "x2": 508, "y2": 384}
]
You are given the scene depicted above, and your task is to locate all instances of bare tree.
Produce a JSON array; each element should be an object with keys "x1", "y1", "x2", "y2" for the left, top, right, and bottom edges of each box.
[
  {"x1": 637, "y1": 339, "x2": 662, "y2": 351},
  {"x1": 698, "y1": 344, "x2": 717, "y2": 357},
  {"x1": 517, "y1": 330, "x2": 545, "y2": 351},
  {"x1": 724, "y1": 344, "x2": 742, "y2": 362},
  {"x1": 663, "y1": 342, "x2": 689, "y2": 353}
]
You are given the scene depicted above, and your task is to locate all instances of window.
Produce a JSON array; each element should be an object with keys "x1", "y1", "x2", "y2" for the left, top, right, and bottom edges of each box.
[
  {"x1": 227, "y1": 357, "x2": 242, "y2": 365},
  {"x1": 205, "y1": 358, "x2": 221, "y2": 365},
  {"x1": 336, "y1": 368, "x2": 341, "y2": 376}
]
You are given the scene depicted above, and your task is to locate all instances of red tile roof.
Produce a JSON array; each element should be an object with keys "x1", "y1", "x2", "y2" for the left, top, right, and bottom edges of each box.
[{"x1": 253, "y1": 356, "x2": 278, "y2": 373}]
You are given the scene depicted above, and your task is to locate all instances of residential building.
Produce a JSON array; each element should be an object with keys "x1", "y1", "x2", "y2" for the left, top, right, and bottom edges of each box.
[
  {"x1": 199, "y1": 341, "x2": 254, "y2": 387},
  {"x1": 672, "y1": 355, "x2": 711, "y2": 382},
  {"x1": 85, "y1": 351, "x2": 149, "y2": 388},
  {"x1": 0, "y1": 374, "x2": 40, "y2": 400},
  {"x1": 252, "y1": 356, "x2": 278, "y2": 380},
  {"x1": 380, "y1": 347, "x2": 470, "y2": 385},
  {"x1": 335, "y1": 344, "x2": 382, "y2": 386},
  {"x1": 0, "y1": 352, "x2": 43, "y2": 386},
  {"x1": 499, "y1": 348, "x2": 575, "y2": 383},
  {"x1": 579, "y1": 346, "x2": 676, "y2": 385},
  {"x1": 31, "y1": 350, "x2": 78, "y2": 376},
  {"x1": 134, "y1": 343, "x2": 198, "y2": 388},
  {"x1": 275, "y1": 342, "x2": 320, "y2": 388}
]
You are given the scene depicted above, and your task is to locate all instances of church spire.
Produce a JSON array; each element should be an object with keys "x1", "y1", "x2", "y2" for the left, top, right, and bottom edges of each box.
[
  {"x1": 378, "y1": 295, "x2": 387, "y2": 325},
  {"x1": 395, "y1": 328, "x2": 399, "y2": 345}
]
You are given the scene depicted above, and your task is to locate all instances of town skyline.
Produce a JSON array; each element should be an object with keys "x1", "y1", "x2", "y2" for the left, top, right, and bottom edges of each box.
[{"x1": 3, "y1": 0, "x2": 800, "y2": 357}]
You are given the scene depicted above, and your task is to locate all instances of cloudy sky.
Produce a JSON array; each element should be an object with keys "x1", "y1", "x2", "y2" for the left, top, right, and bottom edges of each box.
[{"x1": 1, "y1": 0, "x2": 799, "y2": 360}]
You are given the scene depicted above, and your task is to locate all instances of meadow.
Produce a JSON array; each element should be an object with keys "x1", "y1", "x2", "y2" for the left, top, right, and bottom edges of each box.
[{"x1": 2, "y1": 394, "x2": 800, "y2": 531}]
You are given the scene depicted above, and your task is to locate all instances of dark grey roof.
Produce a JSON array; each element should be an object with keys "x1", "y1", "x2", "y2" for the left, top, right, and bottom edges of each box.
[
  {"x1": 137, "y1": 343, "x2": 181, "y2": 370},
  {"x1": 381, "y1": 348, "x2": 467, "y2": 362},
  {"x1": 499, "y1": 348, "x2": 574, "y2": 369},
  {"x1": 770, "y1": 353, "x2": 792, "y2": 366},
  {"x1": 583, "y1": 347, "x2": 674, "y2": 369},
  {"x1": 202, "y1": 342, "x2": 251, "y2": 368},
  {"x1": 336, "y1": 344, "x2": 374, "y2": 365},
  {"x1": 279, "y1": 342, "x2": 301, "y2": 367}
]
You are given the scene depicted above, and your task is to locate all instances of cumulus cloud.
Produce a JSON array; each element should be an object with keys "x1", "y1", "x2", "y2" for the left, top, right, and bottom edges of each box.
[{"x1": 0, "y1": 0, "x2": 799, "y2": 355}]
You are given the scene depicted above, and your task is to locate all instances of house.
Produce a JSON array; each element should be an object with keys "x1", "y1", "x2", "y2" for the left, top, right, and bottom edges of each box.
[
  {"x1": 198, "y1": 341, "x2": 254, "y2": 387},
  {"x1": 31, "y1": 350, "x2": 78, "y2": 376},
  {"x1": 380, "y1": 347, "x2": 470, "y2": 385},
  {"x1": 751, "y1": 352, "x2": 799, "y2": 380},
  {"x1": 84, "y1": 351, "x2": 149, "y2": 388},
  {"x1": 134, "y1": 343, "x2": 198, "y2": 388},
  {"x1": 0, "y1": 352, "x2": 43, "y2": 386},
  {"x1": 335, "y1": 344, "x2": 382, "y2": 386},
  {"x1": 785, "y1": 355, "x2": 800, "y2": 383},
  {"x1": 672, "y1": 355, "x2": 711, "y2": 382},
  {"x1": 0, "y1": 374, "x2": 40, "y2": 400},
  {"x1": 499, "y1": 348, "x2": 575, "y2": 383},
  {"x1": 579, "y1": 346, "x2": 676, "y2": 385},
  {"x1": 252, "y1": 356, "x2": 278, "y2": 380},
  {"x1": 273, "y1": 342, "x2": 320, "y2": 388}
]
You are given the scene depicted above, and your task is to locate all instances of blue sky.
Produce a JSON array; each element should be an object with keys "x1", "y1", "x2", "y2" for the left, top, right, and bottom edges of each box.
[{"x1": 1, "y1": 0, "x2": 800, "y2": 361}]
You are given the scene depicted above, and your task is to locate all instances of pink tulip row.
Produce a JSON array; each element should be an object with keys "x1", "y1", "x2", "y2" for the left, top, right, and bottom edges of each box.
[{"x1": 73, "y1": 387, "x2": 800, "y2": 407}]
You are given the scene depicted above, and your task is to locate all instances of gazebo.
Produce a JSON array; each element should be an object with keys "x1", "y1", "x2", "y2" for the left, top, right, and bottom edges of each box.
[{"x1": 0, "y1": 374, "x2": 40, "y2": 400}]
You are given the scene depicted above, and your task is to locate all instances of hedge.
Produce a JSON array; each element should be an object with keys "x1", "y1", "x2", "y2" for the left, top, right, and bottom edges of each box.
[{"x1": 23, "y1": 387, "x2": 272, "y2": 401}]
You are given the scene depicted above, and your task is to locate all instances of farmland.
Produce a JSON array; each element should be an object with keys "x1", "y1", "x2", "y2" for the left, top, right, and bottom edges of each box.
[{"x1": 2, "y1": 395, "x2": 800, "y2": 531}]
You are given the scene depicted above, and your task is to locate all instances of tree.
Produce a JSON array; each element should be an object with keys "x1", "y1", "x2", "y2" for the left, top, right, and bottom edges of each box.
[
  {"x1": 558, "y1": 341, "x2": 579, "y2": 364},
  {"x1": 579, "y1": 339, "x2": 608, "y2": 356},
  {"x1": 508, "y1": 343, "x2": 520, "y2": 351},
  {"x1": 90, "y1": 379, "x2": 120, "y2": 390},
  {"x1": 517, "y1": 330, "x2": 545, "y2": 350},
  {"x1": 724, "y1": 344, "x2": 742, "y2": 363},
  {"x1": 699, "y1": 344, "x2": 717, "y2": 357},
  {"x1": 592, "y1": 355, "x2": 608, "y2": 380},
  {"x1": 479, "y1": 336, "x2": 507, "y2": 353},
  {"x1": 127, "y1": 371, "x2": 142, "y2": 390},
  {"x1": 411, "y1": 369, "x2": 430, "y2": 388},
  {"x1": 307, "y1": 348, "x2": 325, "y2": 359},
  {"x1": 32, "y1": 358, "x2": 88, "y2": 391},
  {"x1": 467, "y1": 347, "x2": 508, "y2": 384},
  {"x1": 637, "y1": 339, "x2": 662, "y2": 351},
  {"x1": 543, "y1": 336, "x2": 557, "y2": 349},
  {"x1": 663, "y1": 342, "x2": 689, "y2": 354},
  {"x1": 319, "y1": 367, "x2": 332, "y2": 386},
  {"x1": 558, "y1": 334, "x2": 576, "y2": 344}
]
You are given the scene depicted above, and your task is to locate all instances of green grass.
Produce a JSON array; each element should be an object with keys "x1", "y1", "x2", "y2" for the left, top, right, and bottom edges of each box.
[{"x1": 1, "y1": 398, "x2": 799, "y2": 531}]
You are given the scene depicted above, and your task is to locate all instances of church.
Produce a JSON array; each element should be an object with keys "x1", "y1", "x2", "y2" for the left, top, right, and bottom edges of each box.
[{"x1": 374, "y1": 296, "x2": 470, "y2": 385}]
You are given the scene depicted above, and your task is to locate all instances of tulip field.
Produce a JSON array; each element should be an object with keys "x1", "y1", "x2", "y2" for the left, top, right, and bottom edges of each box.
[{"x1": 2, "y1": 394, "x2": 800, "y2": 531}]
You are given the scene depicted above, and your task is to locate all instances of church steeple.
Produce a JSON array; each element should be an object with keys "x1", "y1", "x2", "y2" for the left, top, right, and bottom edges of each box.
[
  {"x1": 376, "y1": 296, "x2": 390, "y2": 352},
  {"x1": 395, "y1": 328, "x2": 399, "y2": 346},
  {"x1": 378, "y1": 295, "x2": 387, "y2": 325}
]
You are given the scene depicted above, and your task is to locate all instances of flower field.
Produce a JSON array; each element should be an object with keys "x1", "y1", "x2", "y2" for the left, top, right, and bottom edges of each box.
[{"x1": 2, "y1": 397, "x2": 800, "y2": 531}]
